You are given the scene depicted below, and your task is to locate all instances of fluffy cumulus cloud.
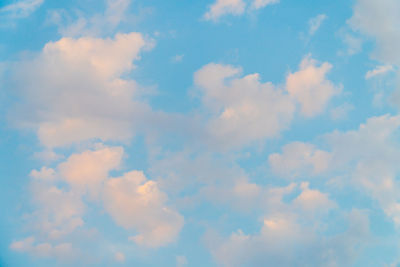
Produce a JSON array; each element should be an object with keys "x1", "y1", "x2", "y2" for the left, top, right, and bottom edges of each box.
[
  {"x1": 271, "y1": 114, "x2": 400, "y2": 225},
  {"x1": 286, "y1": 56, "x2": 340, "y2": 117},
  {"x1": 269, "y1": 142, "x2": 332, "y2": 178},
  {"x1": 11, "y1": 145, "x2": 183, "y2": 259},
  {"x1": 10, "y1": 32, "x2": 153, "y2": 147},
  {"x1": 348, "y1": 0, "x2": 400, "y2": 106},
  {"x1": 206, "y1": 183, "x2": 367, "y2": 267},
  {"x1": 349, "y1": 0, "x2": 400, "y2": 65},
  {"x1": 195, "y1": 63, "x2": 295, "y2": 148},
  {"x1": 194, "y1": 56, "x2": 339, "y2": 149},
  {"x1": 204, "y1": 0, "x2": 279, "y2": 21},
  {"x1": 104, "y1": 171, "x2": 184, "y2": 247}
]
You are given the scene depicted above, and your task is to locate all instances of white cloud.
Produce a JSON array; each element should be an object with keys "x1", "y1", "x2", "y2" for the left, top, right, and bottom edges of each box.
[
  {"x1": 365, "y1": 65, "x2": 394, "y2": 79},
  {"x1": 204, "y1": 0, "x2": 246, "y2": 21},
  {"x1": 348, "y1": 0, "x2": 400, "y2": 107},
  {"x1": 104, "y1": 171, "x2": 184, "y2": 247},
  {"x1": 349, "y1": 0, "x2": 400, "y2": 65},
  {"x1": 251, "y1": 0, "x2": 279, "y2": 10},
  {"x1": 293, "y1": 182, "x2": 336, "y2": 213},
  {"x1": 308, "y1": 14, "x2": 327, "y2": 36},
  {"x1": 0, "y1": 0, "x2": 43, "y2": 18},
  {"x1": 325, "y1": 115, "x2": 400, "y2": 224},
  {"x1": 47, "y1": 0, "x2": 133, "y2": 37},
  {"x1": 206, "y1": 191, "x2": 366, "y2": 267},
  {"x1": 271, "y1": 114, "x2": 400, "y2": 225},
  {"x1": 30, "y1": 182, "x2": 85, "y2": 241},
  {"x1": 30, "y1": 166, "x2": 56, "y2": 180},
  {"x1": 203, "y1": 0, "x2": 279, "y2": 21},
  {"x1": 13, "y1": 145, "x2": 183, "y2": 261},
  {"x1": 10, "y1": 237, "x2": 74, "y2": 260},
  {"x1": 10, "y1": 32, "x2": 153, "y2": 147},
  {"x1": 286, "y1": 55, "x2": 340, "y2": 117},
  {"x1": 195, "y1": 63, "x2": 295, "y2": 149},
  {"x1": 269, "y1": 142, "x2": 332, "y2": 178},
  {"x1": 194, "y1": 56, "x2": 339, "y2": 149},
  {"x1": 58, "y1": 146, "x2": 123, "y2": 197}
]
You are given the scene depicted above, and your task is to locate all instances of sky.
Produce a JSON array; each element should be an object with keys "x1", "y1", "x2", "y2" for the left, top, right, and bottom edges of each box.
[{"x1": 1, "y1": 0, "x2": 400, "y2": 266}]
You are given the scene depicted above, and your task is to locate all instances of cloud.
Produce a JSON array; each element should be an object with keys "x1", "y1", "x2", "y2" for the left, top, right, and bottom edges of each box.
[
  {"x1": 194, "y1": 63, "x2": 295, "y2": 149},
  {"x1": 348, "y1": 0, "x2": 400, "y2": 107},
  {"x1": 349, "y1": 0, "x2": 400, "y2": 65},
  {"x1": 10, "y1": 32, "x2": 153, "y2": 148},
  {"x1": 365, "y1": 65, "x2": 394, "y2": 79},
  {"x1": 270, "y1": 114, "x2": 400, "y2": 225},
  {"x1": 10, "y1": 237, "x2": 74, "y2": 260},
  {"x1": 30, "y1": 166, "x2": 56, "y2": 180},
  {"x1": 251, "y1": 0, "x2": 279, "y2": 10},
  {"x1": 194, "y1": 56, "x2": 339, "y2": 149},
  {"x1": 104, "y1": 171, "x2": 184, "y2": 247},
  {"x1": 29, "y1": 181, "x2": 85, "y2": 241},
  {"x1": 325, "y1": 115, "x2": 400, "y2": 224},
  {"x1": 13, "y1": 145, "x2": 183, "y2": 261},
  {"x1": 269, "y1": 142, "x2": 332, "y2": 178},
  {"x1": 286, "y1": 55, "x2": 340, "y2": 117},
  {"x1": 308, "y1": 14, "x2": 327, "y2": 36},
  {"x1": 0, "y1": 0, "x2": 43, "y2": 19},
  {"x1": 293, "y1": 182, "x2": 337, "y2": 212},
  {"x1": 203, "y1": 0, "x2": 279, "y2": 21},
  {"x1": 46, "y1": 0, "x2": 133, "y2": 37},
  {"x1": 206, "y1": 186, "x2": 366, "y2": 267},
  {"x1": 204, "y1": 0, "x2": 246, "y2": 21}
]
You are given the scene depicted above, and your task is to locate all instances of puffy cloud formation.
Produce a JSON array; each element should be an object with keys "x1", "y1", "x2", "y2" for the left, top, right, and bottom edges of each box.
[
  {"x1": 326, "y1": 115, "x2": 400, "y2": 224},
  {"x1": 206, "y1": 183, "x2": 366, "y2": 267},
  {"x1": 194, "y1": 56, "x2": 339, "y2": 148},
  {"x1": 271, "y1": 114, "x2": 400, "y2": 225},
  {"x1": 11, "y1": 32, "x2": 152, "y2": 147},
  {"x1": 348, "y1": 0, "x2": 400, "y2": 106},
  {"x1": 204, "y1": 0, "x2": 279, "y2": 21},
  {"x1": 104, "y1": 171, "x2": 184, "y2": 247},
  {"x1": 269, "y1": 142, "x2": 332, "y2": 178},
  {"x1": 12, "y1": 145, "x2": 183, "y2": 258},
  {"x1": 195, "y1": 63, "x2": 295, "y2": 148},
  {"x1": 286, "y1": 56, "x2": 340, "y2": 117},
  {"x1": 59, "y1": 146, "x2": 123, "y2": 197},
  {"x1": 349, "y1": 0, "x2": 400, "y2": 65}
]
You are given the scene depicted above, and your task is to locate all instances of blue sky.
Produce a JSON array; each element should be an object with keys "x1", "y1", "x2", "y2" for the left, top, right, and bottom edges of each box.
[{"x1": 1, "y1": 0, "x2": 400, "y2": 266}]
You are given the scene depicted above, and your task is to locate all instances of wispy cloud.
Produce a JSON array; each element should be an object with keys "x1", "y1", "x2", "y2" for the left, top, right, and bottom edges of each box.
[
  {"x1": 0, "y1": 0, "x2": 43, "y2": 18},
  {"x1": 308, "y1": 14, "x2": 327, "y2": 36}
]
